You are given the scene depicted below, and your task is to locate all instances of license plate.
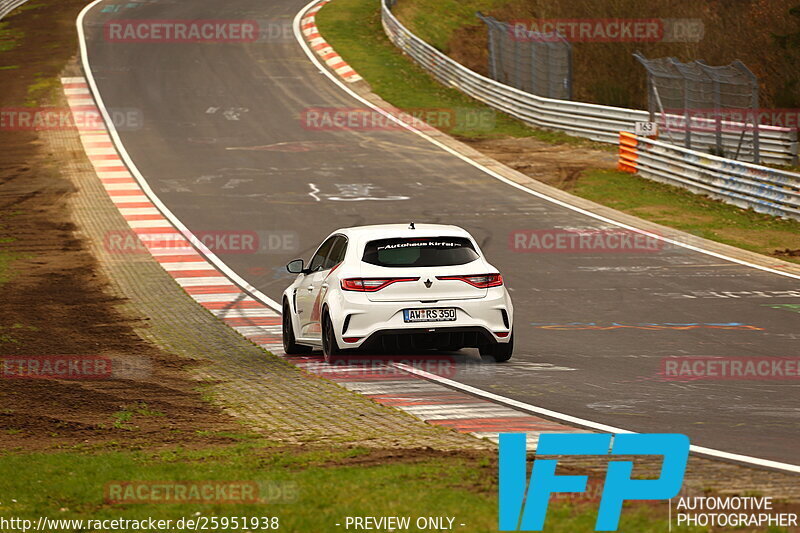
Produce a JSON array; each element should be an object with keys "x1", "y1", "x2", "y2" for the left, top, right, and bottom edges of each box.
[{"x1": 403, "y1": 308, "x2": 457, "y2": 323}]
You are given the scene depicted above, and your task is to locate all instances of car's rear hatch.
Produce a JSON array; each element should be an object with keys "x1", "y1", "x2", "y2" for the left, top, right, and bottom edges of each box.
[
  {"x1": 363, "y1": 267, "x2": 488, "y2": 302},
  {"x1": 357, "y1": 235, "x2": 491, "y2": 303}
]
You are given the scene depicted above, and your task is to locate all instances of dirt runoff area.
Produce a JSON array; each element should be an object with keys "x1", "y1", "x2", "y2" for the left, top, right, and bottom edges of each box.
[
  {"x1": 0, "y1": 0, "x2": 488, "y2": 455},
  {"x1": 0, "y1": 0, "x2": 250, "y2": 451},
  {"x1": 462, "y1": 136, "x2": 617, "y2": 187}
]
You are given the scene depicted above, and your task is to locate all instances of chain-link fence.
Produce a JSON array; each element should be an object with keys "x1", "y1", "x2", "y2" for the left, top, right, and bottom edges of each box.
[
  {"x1": 478, "y1": 13, "x2": 572, "y2": 100},
  {"x1": 634, "y1": 52, "x2": 762, "y2": 163}
]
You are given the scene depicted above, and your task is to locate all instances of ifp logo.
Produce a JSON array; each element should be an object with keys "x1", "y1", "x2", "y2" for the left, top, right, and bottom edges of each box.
[{"x1": 499, "y1": 433, "x2": 689, "y2": 531}]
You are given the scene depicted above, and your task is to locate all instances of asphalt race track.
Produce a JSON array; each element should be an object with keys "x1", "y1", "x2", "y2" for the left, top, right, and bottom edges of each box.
[{"x1": 81, "y1": 0, "x2": 799, "y2": 465}]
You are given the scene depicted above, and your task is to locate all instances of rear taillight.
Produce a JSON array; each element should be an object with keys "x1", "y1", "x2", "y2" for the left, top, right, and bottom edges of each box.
[
  {"x1": 436, "y1": 273, "x2": 503, "y2": 288},
  {"x1": 341, "y1": 277, "x2": 419, "y2": 292}
]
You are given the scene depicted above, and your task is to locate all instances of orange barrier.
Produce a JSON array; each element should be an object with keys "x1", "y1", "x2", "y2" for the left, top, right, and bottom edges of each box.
[{"x1": 618, "y1": 131, "x2": 638, "y2": 173}]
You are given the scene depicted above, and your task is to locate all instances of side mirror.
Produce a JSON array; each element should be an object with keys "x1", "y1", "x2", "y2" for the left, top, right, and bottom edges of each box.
[{"x1": 286, "y1": 259, "x2": 306, "y2": 274}]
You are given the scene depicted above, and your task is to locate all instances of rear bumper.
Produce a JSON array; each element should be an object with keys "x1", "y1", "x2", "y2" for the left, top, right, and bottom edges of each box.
[
  {"x1": 357, "y1": 326, "x2": 501, "y2": 352},
  {"x1": 327, "y1": 287, "x2": 513, "y2": 349}
]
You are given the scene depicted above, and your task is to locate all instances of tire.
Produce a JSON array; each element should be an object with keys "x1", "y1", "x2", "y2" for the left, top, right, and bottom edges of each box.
[
  {"x1": 479, "y1": 333, "x2": 513, "y2": 362},
  {"x1": 282, "y1": 300, "x2": 312, "y2": 355},
  {"x1": 322, "y1": 311, "x2": 344, "y2": 364}
]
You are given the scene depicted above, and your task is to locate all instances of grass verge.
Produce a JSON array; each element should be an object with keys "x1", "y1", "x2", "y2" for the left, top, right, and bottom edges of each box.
[
  {"x1": 315, "y1": 0, "x2": 800, "y2": 262},
  {"x1": 574, "y1": 170, "x2": 800, "y2": 261},
  {"x1": 313, "y1": 0, "x2": 587, "y2": 145},
  {"x1": 0, "y1": 442, "x2": 700, "y2": 532},
  {"x1": 391, "y1": 0, "x2": 508, "y2": 52}
]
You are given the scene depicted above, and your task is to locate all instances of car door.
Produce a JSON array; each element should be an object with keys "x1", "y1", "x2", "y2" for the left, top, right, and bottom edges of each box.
[
  {"x1": 296, "y1": 236, "x2": 337, "y2": 338},
  {"x1": 306, "y1": 235, "x2": 349, "y2": 338}
]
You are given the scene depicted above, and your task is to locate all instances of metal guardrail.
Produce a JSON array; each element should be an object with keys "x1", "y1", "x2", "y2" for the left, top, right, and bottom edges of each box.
[
  {"x1": 0, "y1": 0, "x2": 30, "y2": 21},
  {"x1": 381, "y1": 0, "x2": 798, "y2": 166},
  {"x1": 619, "y1": 132, "x2": 800, "y2": 220}
]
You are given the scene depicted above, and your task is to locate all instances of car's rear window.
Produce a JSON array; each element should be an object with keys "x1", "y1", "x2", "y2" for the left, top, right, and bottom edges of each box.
[{"x1": 362, "y1": 237, "x2": 479, "y2": 267}]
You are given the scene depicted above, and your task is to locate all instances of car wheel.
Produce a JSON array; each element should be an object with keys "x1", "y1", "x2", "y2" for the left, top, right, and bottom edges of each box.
[
  {"x1": 322, "y1": 311, "x2": 343, "y2": 364},
  {"x1": 479, "y1": 333, "x2": 513, "y2": 362},
  {"x1": 282, "y1": 300, "x2": 312, "y2": 355}
]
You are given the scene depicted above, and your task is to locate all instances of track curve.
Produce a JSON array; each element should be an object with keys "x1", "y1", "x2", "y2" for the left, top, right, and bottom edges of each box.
[{"x1": 79, "y1": 0, "x2": 799, "y2": 466}]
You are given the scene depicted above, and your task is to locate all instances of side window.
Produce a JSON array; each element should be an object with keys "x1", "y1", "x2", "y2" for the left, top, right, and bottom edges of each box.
[
  {"x1": 324, "y1": 236, "x2": 348, "y2": 270},
  {"x1": 309, "y1": 237, "x2": 336, "y2": 272}
]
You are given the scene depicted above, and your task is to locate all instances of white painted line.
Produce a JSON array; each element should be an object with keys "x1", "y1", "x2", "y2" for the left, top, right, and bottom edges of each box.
[
  {"x1": 400, "y1": 404, "x2": 529, "y2": 419},
  {"x1": 146, "y1": 247, "x2": 196, "y2": 256},
  {"x1": 104, "y1": 183, "x2": 146, "y2": 191},
  {"x1": 68, "y1": 98, "x2": 97, "y2": 106},
  {"x1": 128, "y1": 231, "x2": 181, "y2": 240},
  {"x1": 208, "y1": 307, "x2": 280, "y2": 316},
  {"x1": 233, "y1": 326, "x2": 283, "y2": 336},
  {"x1": 184, "y1": 293, "x2": 243, "y2": 303},
  {"x1": 97, "y1": 171, "x2": 133, "y2": 179},
  {"x1": 174, "y1": 277, "x2": 235, "y2": 287},
  {"x1": 305, "y1": 366, "x2": 390, "y2": 374},
  {"x1": 336, "y1": 381, "x2": 445, "y2": 394},
  {"x1": 292, "y1": 0, "x2": 800, "y2": 472},
  {"x1": 78, "y1": 0, "x2": 282, "y2": 314},
  {"x1": 118, "y1": 207, "x2": 161, "y2": 215},
  {"x1": 109, "y1": 195, "x2": 151, "y2": 204},
  {"x1": 72, "y1": 0, "x2": 800, "y2": 475},
  {"x1": 472, "y1": 432, "x2": 544, "y2": 446},
  {"x1": 80, "y1": 133, "x2": 111, "y2": 141},
  {"x1": 158, "y1": 261, "x2": 214, "y2": 271},
  {"x1": 393, "y1": 362, "x2": 800, "y2": 473},
  {"x1": 85, "y1": 146, "x2": 118, "y2": 156}
]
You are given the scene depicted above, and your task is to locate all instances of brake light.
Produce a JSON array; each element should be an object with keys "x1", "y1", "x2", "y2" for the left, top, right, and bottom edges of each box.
[
  {"x1": 436, "y1": 274, "x2": 503, "y2": 288},
  {"x1": 341, "y1": 277, "x2": 420, "y2": 292}
]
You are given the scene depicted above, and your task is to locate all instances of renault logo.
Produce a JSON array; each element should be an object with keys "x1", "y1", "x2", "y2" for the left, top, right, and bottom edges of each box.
[{"x1": 424, "y1": 279, "x2": 433, "y2": 288}]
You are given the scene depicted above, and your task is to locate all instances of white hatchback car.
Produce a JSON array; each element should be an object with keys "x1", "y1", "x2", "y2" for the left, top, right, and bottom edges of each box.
[{"x1": 281, "y1": 223, "x2": 513, "y2": 363}]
